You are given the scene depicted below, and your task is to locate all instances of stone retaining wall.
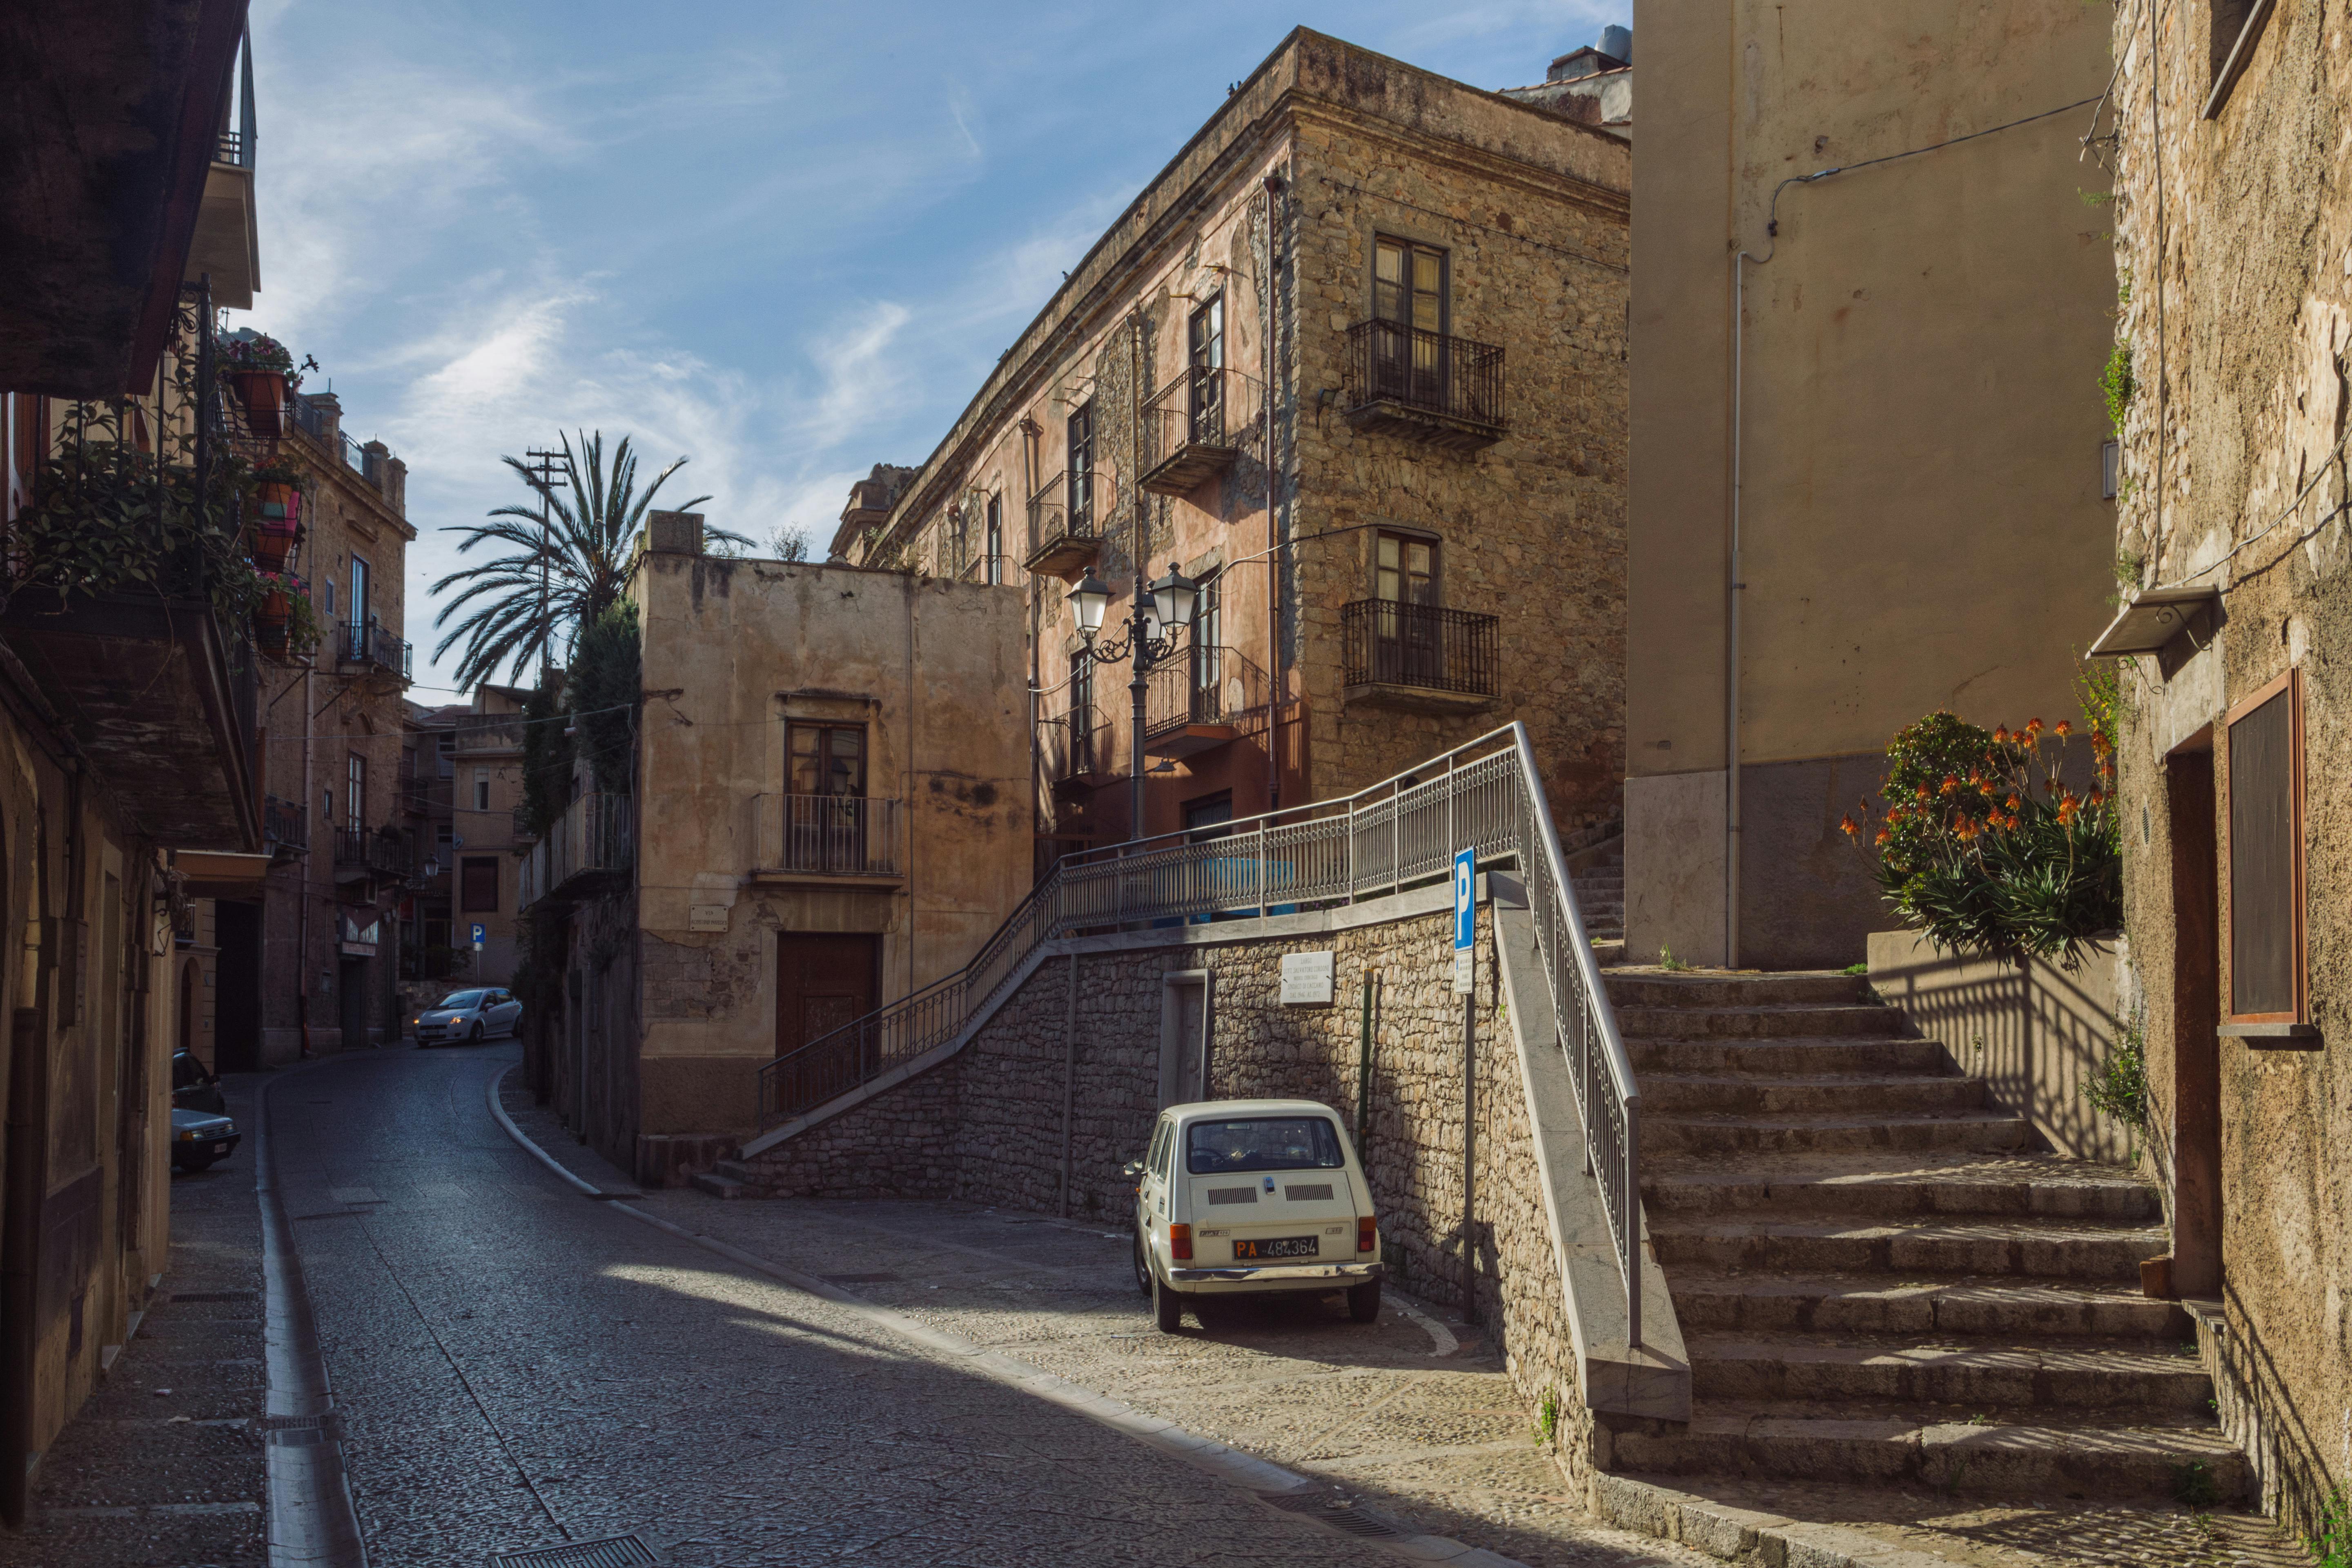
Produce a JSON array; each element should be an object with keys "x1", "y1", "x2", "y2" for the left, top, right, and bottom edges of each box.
[{"x1": 737, "y1": 895, "x2": 1579, "y2": 1415}]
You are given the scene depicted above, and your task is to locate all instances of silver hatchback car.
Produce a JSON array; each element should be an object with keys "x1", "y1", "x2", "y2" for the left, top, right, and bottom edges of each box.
[{"x1": 414, "y1": 987, "x2": 521, "y2": 1046}]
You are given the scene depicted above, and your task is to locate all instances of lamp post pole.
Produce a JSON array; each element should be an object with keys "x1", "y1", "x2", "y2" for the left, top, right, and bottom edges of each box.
[
  {"x1": 523, "y1": 447, "x2": 570, "y2": 679},
  {"x1": 1069, "y1": 564, "x2": 1198, "y2": 846},
  {"x1": 1127, "y1": 568, "x2": 1150, "y2": 839}
]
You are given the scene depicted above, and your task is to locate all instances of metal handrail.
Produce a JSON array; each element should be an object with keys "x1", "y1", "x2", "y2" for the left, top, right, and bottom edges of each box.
[
  {"x1": 1143, "y1": 645, "x2": 1269, "y2": 739},
  {"x1": 752, "y1": 722, "x2": 1642, "y2": 1342},
  {"x1": 1340, "y1": 599, "x2": 1499, "y2": 696},
  {"x1": 1343, "y1": 319, "x2": 1506, "y2": 430},
  {"x1": 1141, "y1": 365, "x2": 1235, "y2": 471},
  {"x1": 752, "y1": 794, "x2": 901, "y2": 876}
]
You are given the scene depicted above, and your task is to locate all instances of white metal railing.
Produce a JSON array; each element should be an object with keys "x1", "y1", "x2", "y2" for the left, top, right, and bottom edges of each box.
[
  {"x1": 753, "y1": 722, "x2": 1643, "y2": 1344},
  {"x1": 751, "y1": 793, "x2": 900, "y2": 876}
]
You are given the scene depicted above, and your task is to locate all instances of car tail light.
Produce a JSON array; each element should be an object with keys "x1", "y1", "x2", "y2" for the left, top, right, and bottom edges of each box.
[
  {"x1": 1357, "y1": 1216, "x2": 1376, "y2": 1253},
  {"x1": 1169, "y1": 1223, "x2": 1193, "y2": 1261}
]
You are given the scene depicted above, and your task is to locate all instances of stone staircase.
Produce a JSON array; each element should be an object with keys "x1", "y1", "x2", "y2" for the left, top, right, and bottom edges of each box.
[
  {"x1": 1569, "y1": 838, "x2": 1624, "y2": 945},
  {"x1": 1603, "y1": 969, "x2": 2248, "y2": 1505}
]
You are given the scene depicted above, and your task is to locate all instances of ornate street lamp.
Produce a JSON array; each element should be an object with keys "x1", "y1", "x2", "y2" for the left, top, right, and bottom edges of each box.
[{"x1": 1070, "y1": 561, "x2": 1198, "y2": 840}]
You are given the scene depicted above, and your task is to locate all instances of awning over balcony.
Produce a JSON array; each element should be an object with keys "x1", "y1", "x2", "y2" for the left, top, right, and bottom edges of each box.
[{"x1": 0, "y1": 587, "x2": 259, "y2": 851}]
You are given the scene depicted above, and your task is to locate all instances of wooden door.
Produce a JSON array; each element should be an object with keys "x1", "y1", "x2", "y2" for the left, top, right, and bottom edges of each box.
[{"x1": 775, "y1": 934, "x2": 879, "y2": 1062}]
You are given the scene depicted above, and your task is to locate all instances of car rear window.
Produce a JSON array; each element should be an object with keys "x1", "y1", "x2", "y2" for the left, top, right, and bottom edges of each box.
[
  {"x1": 439, "y1": 991, "x2": 486, "y2": 1008},
  {"x1": 1185, "y1": 1116, "x2": 1345, "y2": 1175}
]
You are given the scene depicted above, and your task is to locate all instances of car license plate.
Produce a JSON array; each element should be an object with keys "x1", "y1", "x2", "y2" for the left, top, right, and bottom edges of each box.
[
  {"x1": 211, "y1": 1142, "x2": 230, "y2": 1154},
  {"x1": 1232, "y1": 1236, "x2": 1316, "y2": 1261}
]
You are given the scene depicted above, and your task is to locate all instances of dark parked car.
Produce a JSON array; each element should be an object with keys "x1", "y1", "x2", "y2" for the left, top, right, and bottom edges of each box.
[{"x1": 171, "y1": 1107, "x2": 239, "y2": 1172}]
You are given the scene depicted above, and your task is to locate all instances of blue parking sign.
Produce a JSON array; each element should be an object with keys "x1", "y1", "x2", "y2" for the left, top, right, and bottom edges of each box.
[
  {"x1": 470, "y1": 923, "x2": 487, "y2": 947},
  {"x1": 1452, "y1": 848, "x2": 1474, "y2": 993}
]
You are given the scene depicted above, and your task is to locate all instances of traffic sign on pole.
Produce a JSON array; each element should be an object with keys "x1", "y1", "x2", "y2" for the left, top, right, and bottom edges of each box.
[{"x1": 1452, "y1": 847, "x2": 1474, "y2": 995}]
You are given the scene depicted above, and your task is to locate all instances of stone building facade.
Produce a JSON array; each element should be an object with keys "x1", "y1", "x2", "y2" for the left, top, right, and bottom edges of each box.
[
  {"x1": 835, "y1": 29, "x2": 1629, "y2": 862},
  {"x1": 522, "y1": 513, "x2": 1031, "y2": 1185},
  {"x1": 231, "y1": 385, "x2": 415, "y2": 1066},
  {"x1": 1624, "y1": 2, "x2": 2120, "y2": 969},
  {"x1": 2098, "y1": 0, "x2": 2352, "y2": 1535}
]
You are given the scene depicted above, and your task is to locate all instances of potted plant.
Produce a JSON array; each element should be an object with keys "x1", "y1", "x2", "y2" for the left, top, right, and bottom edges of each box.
[
  {"x1": 248, "y1": 461, "x2": 305, "y2": 568},
  {"x1": 249, "y1": 570, "x2": 323, "y2": 660},
  {"x1": 219, "y1": 333, "x2": 300, "y2": 441}
]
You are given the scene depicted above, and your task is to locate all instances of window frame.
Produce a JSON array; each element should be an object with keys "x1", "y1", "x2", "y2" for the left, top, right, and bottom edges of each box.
[
  {"x1": 459, "y1": 855, "x2": 501, "y2": 914},
  {"x1": 1066, "y1": 403, "x2": 1095, "y2": 530},
  {"x1": 984, "y1": 492, "x2": 1003, "y2": 583},
  {"x1": 346, "y1": 753, "x2": 365, "y2": 828},
  {"x1": 2203, "y1": 0, "x2": 2276, "y2": 119},
  {"x1": 787, "y1": 721, "x2": 868, "y2": 799},
  {"x1": 2222, "y1": 666, "x2": 2306, "y2": 1025},
  {"x1": 1372, "y1": 234, "x2": 1449, "y2": 336}
]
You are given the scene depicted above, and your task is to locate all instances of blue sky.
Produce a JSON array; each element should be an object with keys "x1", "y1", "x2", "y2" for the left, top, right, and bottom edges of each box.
[{"x1": 243, "y1": 0, "x2": 1624, "y2": 696}]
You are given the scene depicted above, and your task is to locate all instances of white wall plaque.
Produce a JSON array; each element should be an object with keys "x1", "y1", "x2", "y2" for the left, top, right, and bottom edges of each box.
[{"x1": 1280, "y1": 950, "x2": 1335, "y2": 1006}]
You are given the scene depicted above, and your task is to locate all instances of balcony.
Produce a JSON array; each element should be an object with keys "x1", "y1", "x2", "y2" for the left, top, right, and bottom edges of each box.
[
  {"x1": 263, "y1": 794, "x2": 307, "y2": 858},
  {"x1": 336, "y1": 617, "x2": 412, "y2": 684},
  {"x1": 1023, "y1": 468, "x2": 1100, "y2": 581},
  {"x1": 289, "y1": 395, "x2": 403, "y2": 501},
  {"x1": 1043, "y1": 704, "x2": 1115, "y2": 787},
  {"x1": 1139, "y1": 367, "x2": 1238, "y2": 496},
  {"x1": 453, "y1": 714, "x2": 525, "y2": 754},
  {"x1": 956, "y1": 552, "x2": 1024, "y2": 589},
  {"x1": 1340, "y1": 600, "x2": 1500, "y2": 713},
  {"x1": 749, "y1": 794, "x2": 902, "y2": 884},
  {"x1": 1143, "y1": 645, "x2": 1270, "y2": 758},
  {"x1": 519, "y1": 792, "x2": 632, "y2": 911},
  {"x1": 332, "y1": 823, "x2": 412, "y2": 884},
  {"x1": 1341, "y1": 321, "x2": 1506, "y2": 451}
]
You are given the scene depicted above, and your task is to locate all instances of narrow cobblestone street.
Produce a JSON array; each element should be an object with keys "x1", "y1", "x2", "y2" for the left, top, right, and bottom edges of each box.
[{"x1": 249, "y1": 1040, "x2": 1708, "y2": 1567}]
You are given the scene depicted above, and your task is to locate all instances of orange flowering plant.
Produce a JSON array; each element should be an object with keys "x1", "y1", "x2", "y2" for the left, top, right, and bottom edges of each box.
[{"x1": 1840, "y1": 677, "x2": 2121, "y2": 970}]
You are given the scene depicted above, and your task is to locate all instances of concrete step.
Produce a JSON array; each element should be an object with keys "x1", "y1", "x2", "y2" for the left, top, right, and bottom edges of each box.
[
  {"x1": 1668, "y1": 1272, "x2": 2194, "y2": 1340},
  {"x1": 1641, "y1": 1073, "x2": 1987, "y2": 1118},
  {"x1": 1644, "y1": 1109, "x2": 2030, "y2": 1156},
  {"x1": 1616, "y1": 1003, "x2": 1909, "y2": 1040},
  {"x1": 1611, "y1": 1405, "x2": 2250, "y2": 1501},
  {"x1": 1605, "y1": 972, "x2": 1866, "y2": 1009},
  {"x1": 1642, "y1": 1153, "x2": 2164, "y2": 1223},
  {"x1": 1648, "y1": 1216, "x2": 2163, "y2": 1280},
  {"x1": 690, "y1": 1171, "x2": 751, "y2": 1200},
  {"x1": 1685, "y1": 1332, "x2": 2212, "y2": 1410},
  {"x1": 1629, "y1": 1034, "x2": 1948, "y2": 1076},
  {"x1": 714, "y1": 1158, "x2": 755, "y2": 1181},
  {"x1": 1590, "y1": 938, "x2": 1626, "y2": 966}
]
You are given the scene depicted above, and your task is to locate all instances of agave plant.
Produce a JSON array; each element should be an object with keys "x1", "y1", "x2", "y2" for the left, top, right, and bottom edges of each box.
[{"x1": 431, "y1": 430, "x2": 744, "y2": 689}]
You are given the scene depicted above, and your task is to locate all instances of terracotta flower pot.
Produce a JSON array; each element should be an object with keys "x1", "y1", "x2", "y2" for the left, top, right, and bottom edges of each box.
[
  {"x1": 256, "y1": 481, "x2": 301, "y2": 525},
  {"x1": 231, "y1": 369, "x2": 287, "y2": 441},
  {"x1": 254, "y1": 592, "x2": 292, "y2": 655}
]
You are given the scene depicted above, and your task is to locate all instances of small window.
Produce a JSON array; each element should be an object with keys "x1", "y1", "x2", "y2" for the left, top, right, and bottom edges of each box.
[
  {"x1": 437, "y1": 732, "x2": 455, "y2": 780},
  {"x1": 346, "y1": 753, "x2": 365, "y2": 827},
  {"x1": 1066, "y1": 403, "x2": 1094, "y2": 529},
  {"x1": 323, "y1": 578, "x2": 336, "y2": 617},
  {"x1": 1187, "y1": 296, "x2": 1225, "y2": 443},
  {"x1": 1183, "y1": 791, "x2": 1233, "y2": 839},
  {"x1": 321, "y1": 788, "x2": 333, "y2": 823},
  {"x1": 434, "y1": 824, "x2": 454, "y2": 849},
  {"x1": 2205, "y1": 0, "x2": 2274, "y2": 117},
  {"x1": 788, "y1": 723, "x2": 866, "y2": 797},
  {"x1": 460, "y1": 857, "x2": 500, "y2": 913},
  {"x1": 984, "y1": 493, "x2": 1003, "y2": 584},
  {"x1": 2101, "y1": 441, "x2": 2120, "y2": 501},
  {"x1": 1374, "y1": 235, "x2": 1447, "y2": 334},
  {"x1": 472, "y1": 766, "x2": 490, "y2": 812},
  {"x1": 1376, "y1": 532, "x2": 1438, "y2": 606},
  {"x1": 2226, "y1": 670, "x2": 2305, "y2": 1022}
]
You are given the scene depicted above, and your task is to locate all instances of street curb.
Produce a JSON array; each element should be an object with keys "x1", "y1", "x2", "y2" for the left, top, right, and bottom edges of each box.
[
  {"x1": 254, "y1": 1059, "x2": 370, "y2": 1568},
  {"x1": 486, "y1": 1066, "x2": 1528, "y2": 1567},
  {"x1": 1586, "y1": 1472, "x2": 1988, "y2": 1568}
]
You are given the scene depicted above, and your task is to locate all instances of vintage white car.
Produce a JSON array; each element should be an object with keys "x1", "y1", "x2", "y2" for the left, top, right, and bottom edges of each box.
[{"x1": 1127, "y1": 1098, "x2": 1383, "y2": 1332}]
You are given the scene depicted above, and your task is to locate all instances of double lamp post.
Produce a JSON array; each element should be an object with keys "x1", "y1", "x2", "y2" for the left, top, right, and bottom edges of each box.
[{"x1": 1067, "y1": 561, "x2": 1199, "y2": 842}]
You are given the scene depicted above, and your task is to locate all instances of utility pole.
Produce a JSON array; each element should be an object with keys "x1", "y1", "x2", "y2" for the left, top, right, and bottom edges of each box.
[{"x1": 522, "y1": 448, "x2": 570, "y2": 679}]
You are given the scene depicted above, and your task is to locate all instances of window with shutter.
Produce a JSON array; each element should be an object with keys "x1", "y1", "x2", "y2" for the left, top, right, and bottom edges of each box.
[
  {"x1": 460, "y1": 856, "x2": 500, "y2": 913},
  {"x1": 2225, "y1": 669, "x2": 2304, "y2": 1022}
]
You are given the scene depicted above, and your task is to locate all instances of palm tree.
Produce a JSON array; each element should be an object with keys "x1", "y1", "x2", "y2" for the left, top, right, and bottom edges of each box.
[{"x1": 431, "y1": 430, "x2": 743, "y2": 689}]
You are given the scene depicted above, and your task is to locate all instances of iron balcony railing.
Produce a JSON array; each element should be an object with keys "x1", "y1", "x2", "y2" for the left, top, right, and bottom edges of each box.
[
  {"x1": 1340, "y1": 599, "x2": 1499, "y2": 698},
  {"x1": 1042, "y1": 704, "x2": 1114, "y2": 784},
  {"x1": 751, "y1": 794, "x2": 901, "y2": 876},
  {"x1": 956, "y1": 553, "x2": 1023, "y2": 588},
  {"x1": 1343, "y1": 319, "x2": 1506, "y2": 432},
  {"x1": 263, "y1": 794, "x2": 307, "y2": 851},
  {"x1": 519, "y1": 792, "x2": 633, "y2": 911},
  {"x1": 1143, "y1": 645, "x2": 1270, "y2": 742},
  {"x1": 337, "y1": 617, "x2": 412, "y2": 679},
  {"x1": 1025, "y1": 467, "x2": 1102, "y2": 569},
  {"x1": 1140, "y1": 365, "x2": 1236, "y2": 477},
  {"x1": 332, "y1": 824, "x2": 410, "y2": 879},
  {"x1": 289, "y1": 395, "x2": 398, "y2": 495},
  {"x1": 754, "y1": 722, "x2": 1643, "y2": 1344}
]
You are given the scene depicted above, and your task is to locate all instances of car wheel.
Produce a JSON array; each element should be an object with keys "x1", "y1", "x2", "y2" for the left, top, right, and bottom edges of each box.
[
  {"x1": 1132, "y1": 1227, "x2": 1154, "y2": 1298},
  {"x1": 1346, "y1": 1277, "x2": 1382, "y2": 1324},
  {"x1": 469, "y1": 1021, "x2": 485, "y2": 1044},
  {"x1": 177, "y1": 1155, "x2": 216, "y2": 1174},
  {"x1": 1152, "y1": 1272, "x2": 1185, "y2": 1334}
]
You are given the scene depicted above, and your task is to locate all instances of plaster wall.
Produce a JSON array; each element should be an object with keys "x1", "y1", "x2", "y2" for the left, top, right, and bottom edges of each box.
[
  {"x1": 2105, "y1": 0, "x2": 2352, "y2": 1532},
  {"x1": 1627, "y1": 0, "x2": 2118, "y2": 967},
  {"x1": 627, "y1": 550, "x2": 1029, "y2": 1144}
]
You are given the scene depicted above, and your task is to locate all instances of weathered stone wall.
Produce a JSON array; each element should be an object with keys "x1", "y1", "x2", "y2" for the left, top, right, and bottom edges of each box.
[
  {"x1": 2107, "y1": 1, "x2": 2352, "y2": 1535},
  {"x1": 736, "y1": 895, "x2": 1580, "y2": 1421}
]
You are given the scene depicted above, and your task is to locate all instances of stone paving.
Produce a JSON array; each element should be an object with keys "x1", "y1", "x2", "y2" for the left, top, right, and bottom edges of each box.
[{"x1": 0, "y1": 1079, "x2": 267, "y2": 1567}]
